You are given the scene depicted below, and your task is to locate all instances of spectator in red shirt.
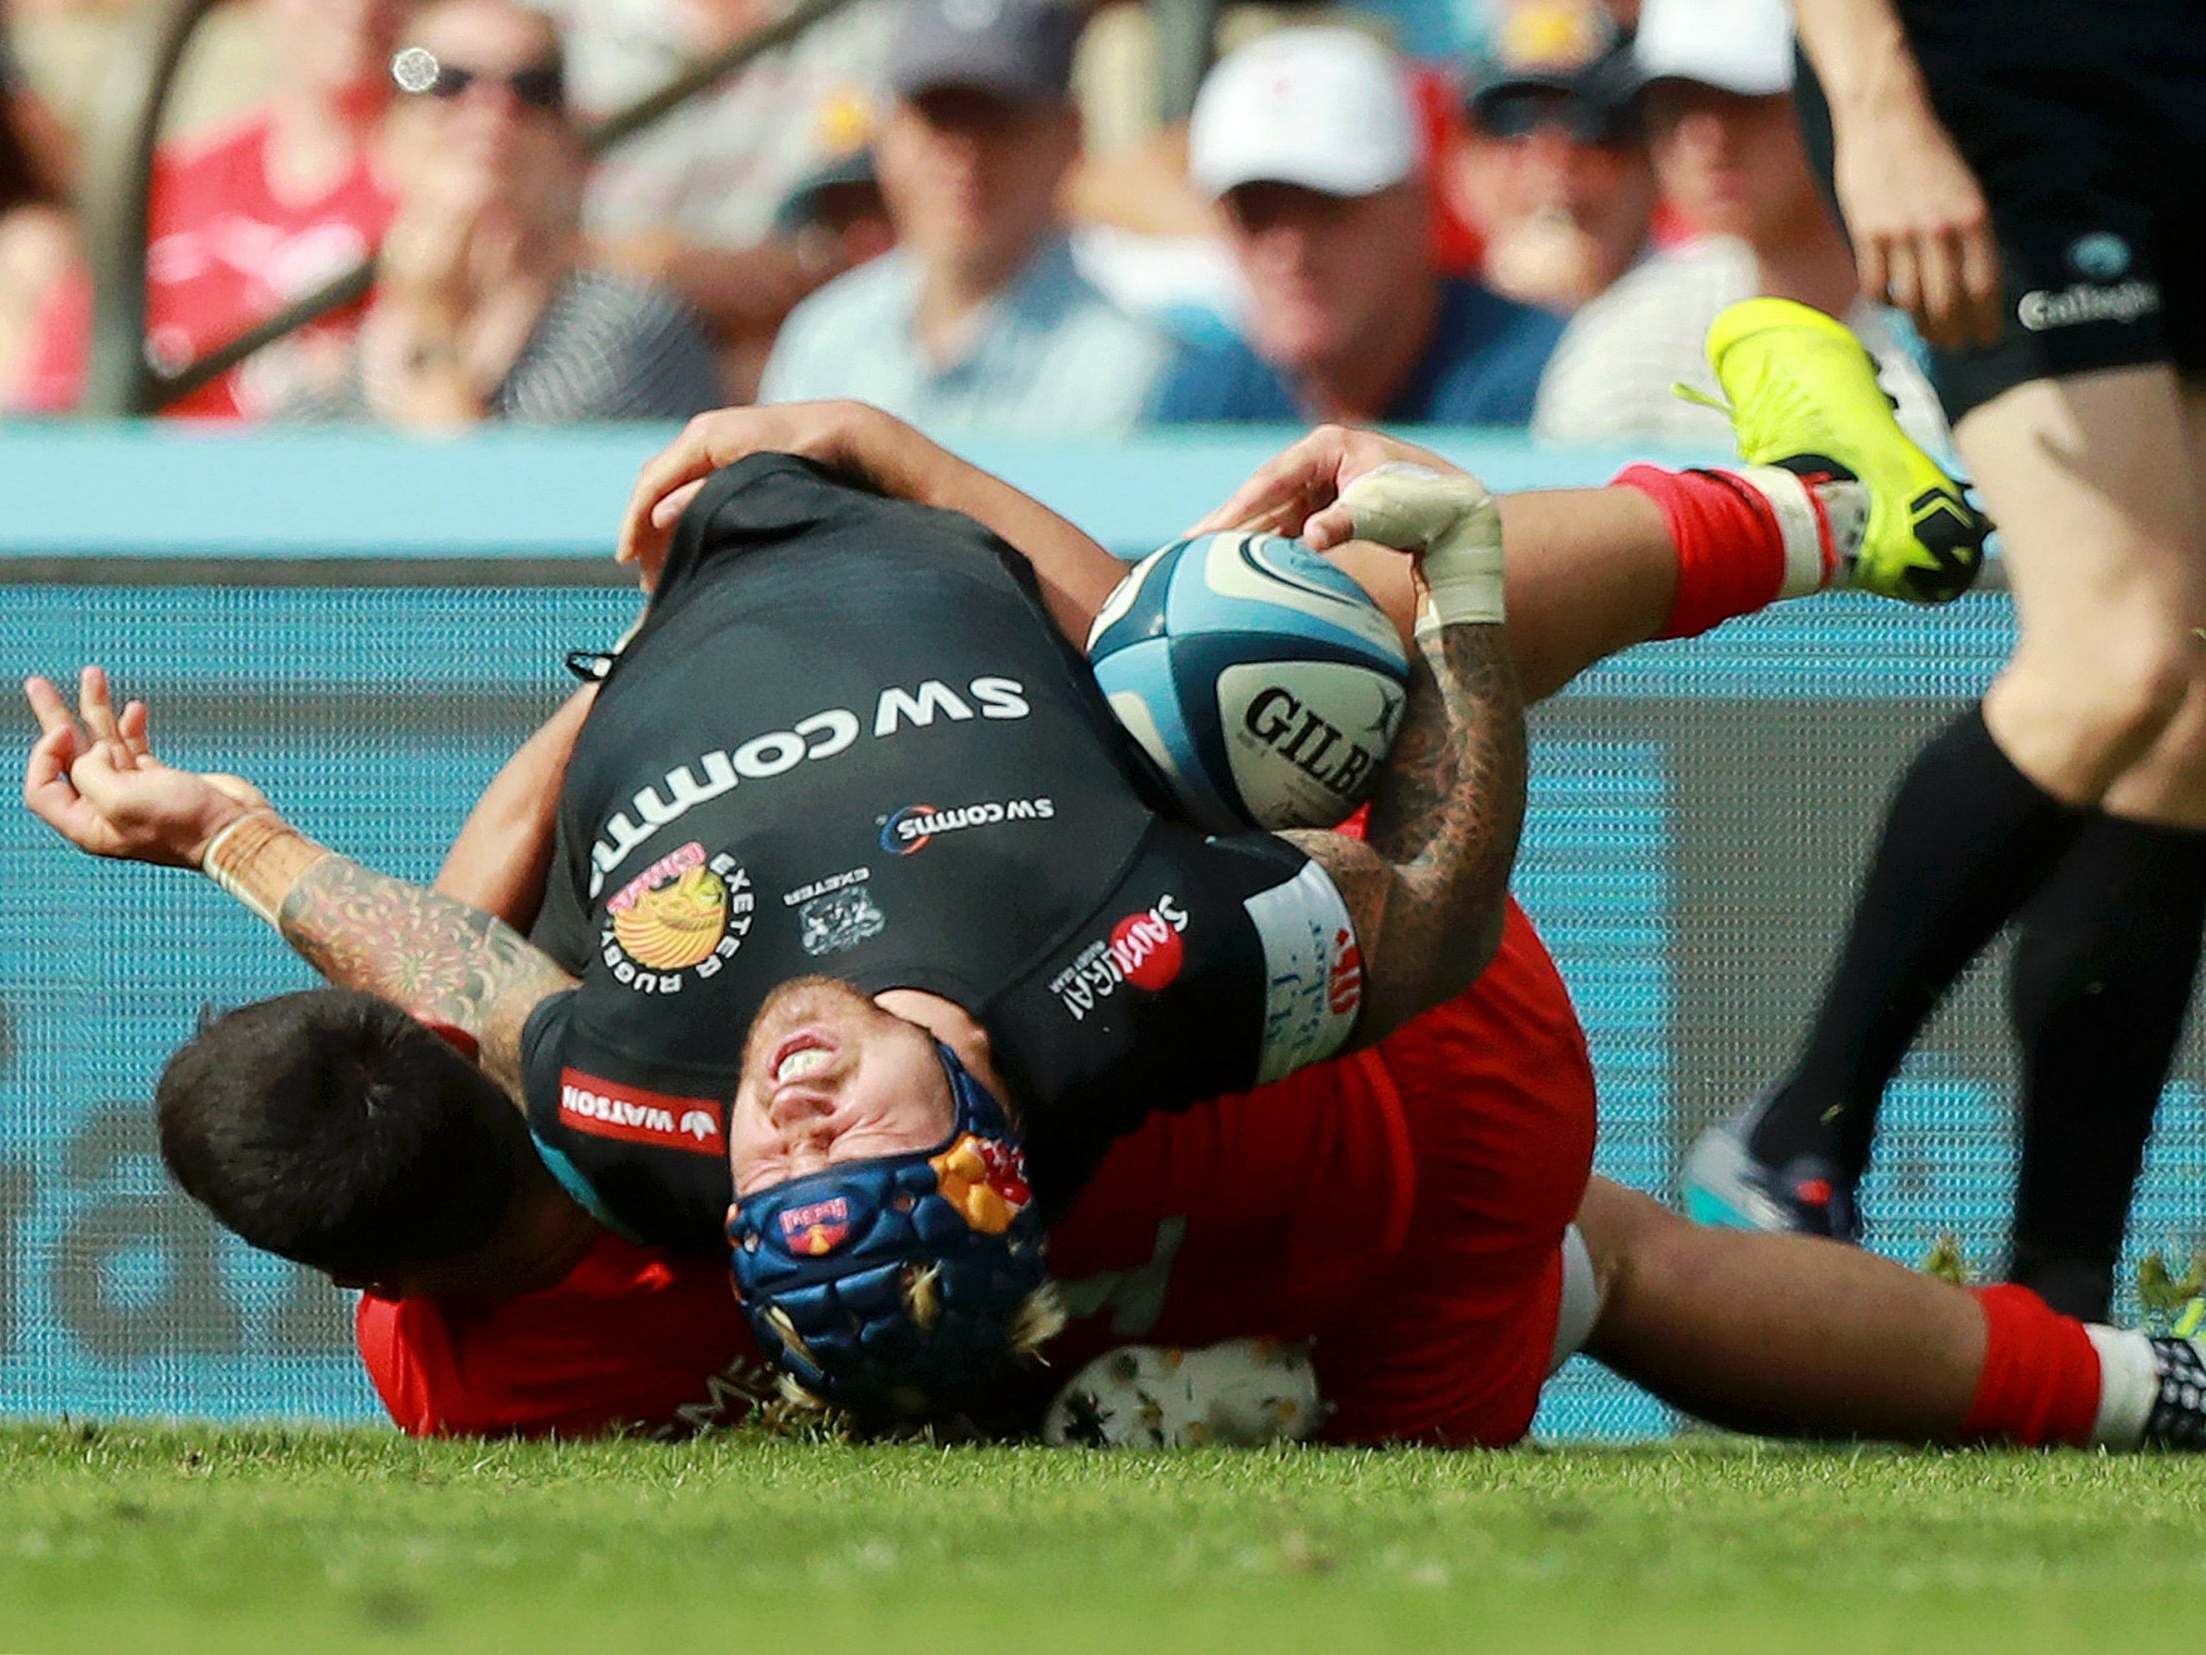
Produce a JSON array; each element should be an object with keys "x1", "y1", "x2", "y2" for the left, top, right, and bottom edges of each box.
[{"x1": 14, "y1": 0, "x2": 404, "y2": 418}]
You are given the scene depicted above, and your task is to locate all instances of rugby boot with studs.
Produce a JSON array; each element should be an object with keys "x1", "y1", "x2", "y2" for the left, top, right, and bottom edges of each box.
[
  {"x1": 1042, "y1": 1338, "x2": 1323, "y2": 1448},
  {"x1": 1681, "y1": 1093, "x2": 1862, "y2": 1244},
  {"x1": 2124, "y1": 1295, "x2": 2206, "y2": 1450}
]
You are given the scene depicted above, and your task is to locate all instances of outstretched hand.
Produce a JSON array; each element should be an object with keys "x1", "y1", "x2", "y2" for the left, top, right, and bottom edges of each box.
[
  {"x1": 1187, "y1": 426, "x2": 1474, "y2": 551},
  {"x1": 23, "y1": 667, "x2": 269, "y2": 867}
]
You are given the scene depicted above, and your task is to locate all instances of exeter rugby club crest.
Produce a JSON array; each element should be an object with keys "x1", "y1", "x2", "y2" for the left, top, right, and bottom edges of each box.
[{"x1": 600, "y1": 841, "x2": 754, "y2": 993}]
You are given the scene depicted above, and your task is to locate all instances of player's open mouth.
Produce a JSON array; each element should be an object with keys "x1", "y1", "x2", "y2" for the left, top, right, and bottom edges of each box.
[{"x1": 771, "y1": 1034, "x2": 837, "y2": 1085}]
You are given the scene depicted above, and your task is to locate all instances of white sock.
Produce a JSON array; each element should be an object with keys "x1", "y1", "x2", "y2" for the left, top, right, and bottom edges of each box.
[
  {"x1": 1728, "y1": 466, "x2": 1868, "y2": 599},
  {"x1": 2085, "y1": 1325, "x2": 2161, "y2": 1449}
]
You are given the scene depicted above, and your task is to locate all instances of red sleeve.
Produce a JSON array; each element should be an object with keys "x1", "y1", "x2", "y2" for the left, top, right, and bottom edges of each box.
[
  {"x1": 355, "y1": 1292, "x2": 457, "y2": 1435},
  {"x1": 354, "y1": 1238, "x2": 766, "y2": 1439},
  {"x1": 1411, "y1": 64, "x2": 1485, "y2": 278}
]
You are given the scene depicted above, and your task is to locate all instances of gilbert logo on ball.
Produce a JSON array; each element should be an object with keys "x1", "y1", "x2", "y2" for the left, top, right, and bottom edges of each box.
[{"x1": 1088, "y1": 534, "x2": 1409, "y2": 834}]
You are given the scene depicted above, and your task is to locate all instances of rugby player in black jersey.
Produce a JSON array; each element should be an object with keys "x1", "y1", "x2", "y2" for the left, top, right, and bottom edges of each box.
[{"x1": 30, "y1": 410, "x2": 1537, "y2": 1399}]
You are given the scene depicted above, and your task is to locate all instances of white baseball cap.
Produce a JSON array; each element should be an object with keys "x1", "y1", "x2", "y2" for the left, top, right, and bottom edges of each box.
[
  {"x1": 1189, "y1": 27, "x2": 1420, "y2": 201},
  {"x1": 1633, "y1": 0, "x2": 1795, "y2": 97}
]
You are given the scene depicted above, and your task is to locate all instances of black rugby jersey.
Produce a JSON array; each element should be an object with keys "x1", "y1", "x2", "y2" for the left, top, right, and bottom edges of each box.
[{"x1": 519, "y1": 456, "x2": 1362, "y2": 1251}]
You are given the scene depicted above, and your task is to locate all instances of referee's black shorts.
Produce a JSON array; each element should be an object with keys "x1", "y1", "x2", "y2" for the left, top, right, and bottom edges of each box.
[{"x1": 1799, "y1": 0, "x2": 2206, "y2": 422}]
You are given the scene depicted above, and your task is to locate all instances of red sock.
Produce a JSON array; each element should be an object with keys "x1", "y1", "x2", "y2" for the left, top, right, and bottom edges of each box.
[
  {"x1": 1961, "y1": 1284, "x2": 2103, "y2": 1448},
  {"x1": 1614, "y1": 464, "x2": 1790, "y2": 641}
]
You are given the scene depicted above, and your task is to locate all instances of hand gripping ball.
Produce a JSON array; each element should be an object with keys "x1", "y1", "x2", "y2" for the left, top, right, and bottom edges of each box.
[{"x1": 1087, "y1": 533, "x2": 1410, "y2": 834}]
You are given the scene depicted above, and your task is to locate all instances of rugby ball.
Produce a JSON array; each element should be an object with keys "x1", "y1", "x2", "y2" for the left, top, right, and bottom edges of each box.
[{"x1": 1087, "y1": 533, "x2": 1410, "y2": 834}]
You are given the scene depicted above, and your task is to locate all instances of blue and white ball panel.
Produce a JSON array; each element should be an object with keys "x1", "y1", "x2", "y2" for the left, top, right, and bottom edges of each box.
[
  {"x1": 1085, "y1": 540, "x2": 1180, "y2": 658},
  {"x1": 1174, "y1": 534, "x2": 1408, "y2": 670},
  {"x1": 1100, "y1": 668, "x2": 1242, "y2": 833}
]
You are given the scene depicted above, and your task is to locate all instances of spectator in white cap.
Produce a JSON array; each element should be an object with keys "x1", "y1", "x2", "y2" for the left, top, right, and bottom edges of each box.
[
  {"x1": 1532, "y1": 0, "x2": 1946, "y2": 448},
  {"x1": 759, "y1": 0, "x2": 1173, "y2": 436},
  {"x1": 1150, "y1": 26, "x2": 1562, "y2": 427}
]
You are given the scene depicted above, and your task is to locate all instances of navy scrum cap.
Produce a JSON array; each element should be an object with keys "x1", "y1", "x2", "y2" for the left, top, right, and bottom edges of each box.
[{"x1": 727, "y1": 1041, "x2": 1054, "y2": 1417}]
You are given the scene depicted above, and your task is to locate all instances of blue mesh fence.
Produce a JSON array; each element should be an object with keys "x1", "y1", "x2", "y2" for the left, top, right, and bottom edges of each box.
[{"x1": 5, "y1": 583, "x2": 2201, "y2": 1435}]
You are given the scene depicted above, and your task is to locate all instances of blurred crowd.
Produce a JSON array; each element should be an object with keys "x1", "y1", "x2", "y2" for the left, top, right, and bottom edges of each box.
[{"x1": 0, "y1": 0, "x2": 1944, "y2": 444}]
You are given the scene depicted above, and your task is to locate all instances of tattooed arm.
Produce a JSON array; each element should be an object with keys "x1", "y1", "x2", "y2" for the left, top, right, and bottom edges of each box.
[
  {"x1": 435, "y1": 682, "x2": 598, "y2": 931},
  {"x1": 1279, "y1": 468, "x2": 1526, "y2": 1048},
  {"x1": 265, "y1": 829, "x2": 577, "y2": 1102},
  {"x1": 20, "y1": 671, "x2": 574, "y2": 1106}
]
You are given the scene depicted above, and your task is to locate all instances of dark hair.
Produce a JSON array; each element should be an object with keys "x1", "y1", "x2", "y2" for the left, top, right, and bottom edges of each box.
[{"x1": 156, "y1": 988, "x2": 528, "y2": 1279}]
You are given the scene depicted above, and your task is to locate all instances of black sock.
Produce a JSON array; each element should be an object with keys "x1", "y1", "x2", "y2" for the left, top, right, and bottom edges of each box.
[
  {"x1": 1749, "y1": 705, "x2": 2082, "y2": 1181},
  {"x1": 2007, "y1": 813, "x2": 2206, "y2": 1320}
]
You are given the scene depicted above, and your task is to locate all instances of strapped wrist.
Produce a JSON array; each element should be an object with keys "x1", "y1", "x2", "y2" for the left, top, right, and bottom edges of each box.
[
  {"x1": 1335, "y1": 463, "x2": 1506, "y2": 639},
  {"x1": 1414, "y1": 542, "x2": 1507, "y2": 639},
  {"x1": 200, "y1": 812, "x2": 313, "y2": 928}
]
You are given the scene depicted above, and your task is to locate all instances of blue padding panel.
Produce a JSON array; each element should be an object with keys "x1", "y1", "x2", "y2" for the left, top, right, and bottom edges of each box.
[{"x1": 0, "y1": 423, "x2": 1714, "y2": 559}]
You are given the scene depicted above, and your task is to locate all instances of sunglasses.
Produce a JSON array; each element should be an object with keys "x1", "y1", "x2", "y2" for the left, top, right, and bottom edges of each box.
[
  {"x1": 1476, "y1": 85, "x2": 1641, "y2": 148},
  {"x1": 390, "y1": 46, "x2": 564, "y2": 114}
]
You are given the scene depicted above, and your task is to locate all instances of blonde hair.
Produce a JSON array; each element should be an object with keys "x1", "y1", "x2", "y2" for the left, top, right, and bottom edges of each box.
[{"x1": 772, "y1": 1274, "x2": 1068, "y2": 1424}]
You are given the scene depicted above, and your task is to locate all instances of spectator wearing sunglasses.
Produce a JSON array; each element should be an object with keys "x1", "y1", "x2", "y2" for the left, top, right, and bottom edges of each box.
[
  {"x1": 1531, "y1": 0, "x2": 1945, "y2": 449},
  {"x1": 1149, "y1": 26, "x2": 1562, "y2": 428},
  {"x1": 1446, "y1": 0, "x2": 1656, "y2": 314},
  {"x1": 283, "y1": 0, "x2": 720, "y2": 427},
  {"x1": 13, "y1": 0, "x2": 404, "y2": 417}
]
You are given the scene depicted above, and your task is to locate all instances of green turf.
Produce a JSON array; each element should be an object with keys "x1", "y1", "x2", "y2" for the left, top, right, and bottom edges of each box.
[{"x1": 0, "y1": 1425, "x2": 2199, "y2": 1652}]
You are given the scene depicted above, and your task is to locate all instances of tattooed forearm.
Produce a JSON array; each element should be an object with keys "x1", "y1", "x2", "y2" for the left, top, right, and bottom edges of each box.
[
  {"x1": 277, "y1": 856, "x2": 578, "y2": 1101},
  {"x1": 1300, "y1": 618, "x2": 1525, "y2": 1039}
]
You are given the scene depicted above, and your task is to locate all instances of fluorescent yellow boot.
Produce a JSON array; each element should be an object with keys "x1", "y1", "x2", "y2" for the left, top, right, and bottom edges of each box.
[{"x1": 1705, "y1": 298, "x2": 1990, "y2": 603}]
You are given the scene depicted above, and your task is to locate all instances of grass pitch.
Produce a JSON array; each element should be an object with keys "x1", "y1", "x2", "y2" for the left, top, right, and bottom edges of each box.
[{"x1": 1, "y1": 1426, "x2": 2200, "y2": 1652}]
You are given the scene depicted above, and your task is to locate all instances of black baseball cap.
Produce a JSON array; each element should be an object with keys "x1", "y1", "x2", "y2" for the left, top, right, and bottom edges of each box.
[
  {"x1": 883, "y1": 0, "x2": 1083, "y2": 104},
  {"x1": 1463, "y1": 1, "x2": 1644, "y2": 142}
]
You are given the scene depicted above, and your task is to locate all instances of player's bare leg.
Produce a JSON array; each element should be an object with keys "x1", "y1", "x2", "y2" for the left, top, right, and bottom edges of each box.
[
  {"x1": 1576, "y1": 1174, "x2": 2206, "y2": 1450},
  {"x1": 1207, "y1": 318, "x2": 1985, "y2": 710},
  {"x1": 1320, "y1": 460, "x2": 1879, "y2": 702},
  {"x1": 1330, "y1": 488, "x2": 1680, "y2": 702},
  {"x1": 1575, "y1": 1176, "x2": 1984, "y2": 1440},
  {"x1": 1973, "y1": 369, "x2": 2206, "y2": 813}
]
